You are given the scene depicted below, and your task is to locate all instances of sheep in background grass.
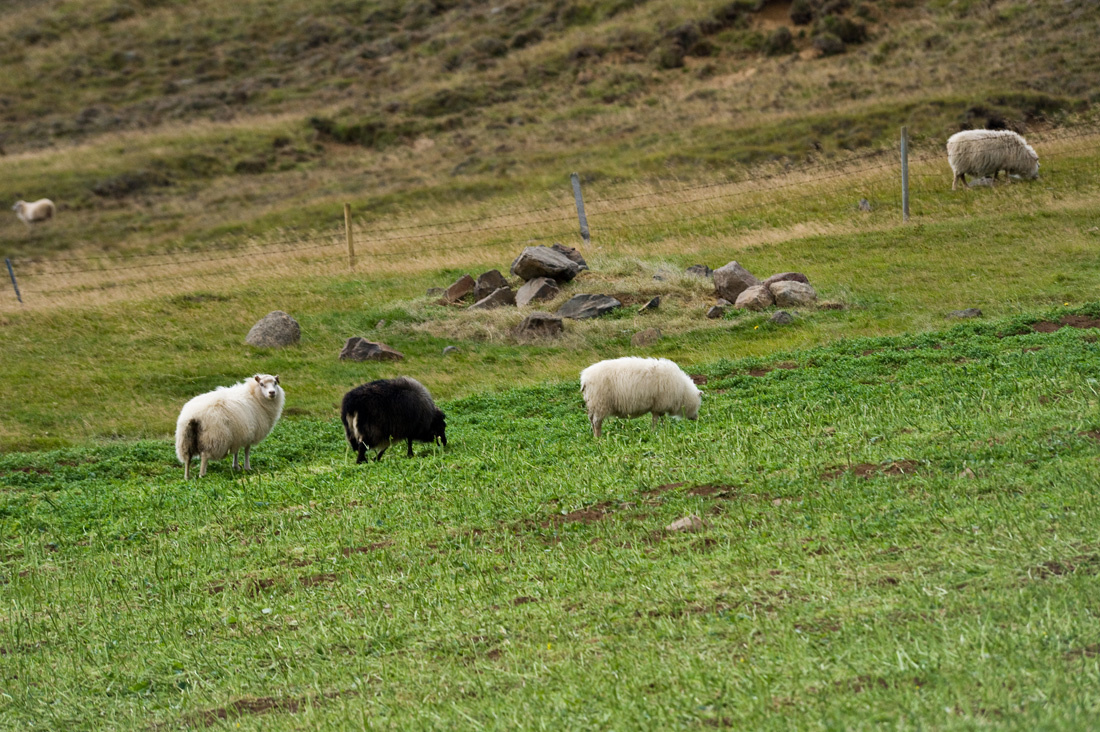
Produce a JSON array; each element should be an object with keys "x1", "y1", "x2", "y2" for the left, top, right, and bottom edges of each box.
[
  {"x1": 580, "y1": 357, "x2": 702, "y2": 438},
  {"x1": 175, "y1": 374, "x2": 285, "y2": 479},
  {"x1": 12, "y1": 199, "x2": 55, "y2": 226},
  {"x1": 947, "y1": 130, "x2": 1039, "y2": 190},
  {"x1": 341, "y1": 377, "x2": 447, "y2": 462}
]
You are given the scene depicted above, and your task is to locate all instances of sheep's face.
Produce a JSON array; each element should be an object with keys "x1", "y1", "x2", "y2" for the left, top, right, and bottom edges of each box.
[
  {"x1": 253, "y1": 374, "x2": 281, "y2": 399},
  {"x1": 684, "y1": 389, "x2": 702, "y2": 420},
  {"x1": 431, "y1": 411, "x2": 447, "y2": 447}
]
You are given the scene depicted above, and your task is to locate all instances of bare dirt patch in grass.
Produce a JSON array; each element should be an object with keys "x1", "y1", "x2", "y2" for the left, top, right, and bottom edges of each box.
[
  {"x1": 1065, "y1": 644, "x2": 1100, "y2": 660},
  {"x1": 184, "y1": 689, "x2": 354, "y2": 728},
  {"x1": 821, "y1": 460, "x2": 920, "y2": 480},
  {"x1": 341, "y1": 541, "x2": 392, "y2": 556},
  {"x1": 1031, "y1": 315, "x2": 1100, "y2": 333}
]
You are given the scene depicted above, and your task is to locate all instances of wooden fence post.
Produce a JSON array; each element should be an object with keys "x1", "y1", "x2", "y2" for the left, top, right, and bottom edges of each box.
[
  {"x1": 570, "y1": 172, "x2": 591, "y2": 245},
  {"x1": 344, "y1": 203, "x2": 356, "y2": 270},
  {"x1": 901, "y1": 126, "x2": 910, "y2": 222},
  {"x1": 5, "y1": 257, "x2": 22, "y2": 305}
]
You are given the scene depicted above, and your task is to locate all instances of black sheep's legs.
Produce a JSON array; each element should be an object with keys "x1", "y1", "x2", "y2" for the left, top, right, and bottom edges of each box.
[
  {"x1": 356, "y1": 442, "x2": 368, "y2": 464},
  {"x1": 374, "y1": 445, "x2": 389, "y2": 461},
  {"x1": 406, "y1": 438, "x2": 414, "y2": 457}
]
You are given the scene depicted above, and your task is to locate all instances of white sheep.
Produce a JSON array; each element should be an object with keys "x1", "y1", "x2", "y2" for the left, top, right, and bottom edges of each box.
[
  {"x1": 580, "y1": 357, "x2": 702, "y2": 438},
  {"x1": 12, "y1": 199, "x2": 56, "y2": 226},
  {"x1": 946, "y1": 130, "x2": 1039, "y2": 190},
  {"x1": 174, "y1": 374, "x2": 285, "y2": 479}
]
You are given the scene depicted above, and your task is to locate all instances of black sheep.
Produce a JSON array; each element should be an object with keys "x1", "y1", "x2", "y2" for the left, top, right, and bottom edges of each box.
[{"x1": 340, "y1": 377, "x2": 447, "y2": 462}]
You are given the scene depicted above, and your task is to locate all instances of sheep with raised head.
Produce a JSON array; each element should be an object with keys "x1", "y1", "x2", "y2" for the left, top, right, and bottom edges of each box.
[
  {"x1": 946, "y1": 130, "x2": 1039, "y2": 190},
  {"x1": 175, "y1": 374, "x2": 285, "y2": 479},
  {"x1": 12, "y1": 199, "x2": 56, "y2": 226},
  {"x1": 580, "y1": 357, "x2": 702, "y2": 438},
  {"x1": 341, "y1": 377, "x2": 447, "y2": 462}
]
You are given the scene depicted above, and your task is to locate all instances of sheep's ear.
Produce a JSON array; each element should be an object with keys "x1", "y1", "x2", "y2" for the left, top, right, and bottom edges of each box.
[
  {"x1": 274, "y1": 375, "x2": 280, "y2": 384},
  {"x1": 254, "y1": 375, "x2": 261, "y2": 383}
]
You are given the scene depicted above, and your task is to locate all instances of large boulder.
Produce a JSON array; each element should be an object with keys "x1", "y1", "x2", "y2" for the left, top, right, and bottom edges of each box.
[
  {"x1": 762, "y1": 272, "x2": 809, "y2": 288},
  {"x1": 514, "y1": 311, "x2": 564, "y2": 338},
  {"x1": 474, "y1": 270, "x2": 509, "y2": 301},
  {"x1": 769, "y1": 280, "x2": 818, "y2": 308},
  {"x1": 339, "y1": 337, "x2": 404, "y2": 361},
  {"x1": 557, "y1": 294, "x2": 621, "y2": 320},
  {"x1": 631, "y1": 327, "x2": 661, "y2": 347},
  {"x1": 510, "y1": 246, "x2": 581, "y2": 282},
  {"x1": 468, "y1": 286, "x2": 516, "y2": 310},
  {"x1": 443, "y1": 274, "x2": 475, "y2": 302},
  {"x1": 734, "y1": 285, "x2": 775, "y2": 311},
  {"x1": 245, "y1": 310, "x2": 300, "y2": 348},
  {"x1": 713, "y1": 261, "x2": 761, "y2": 302},
  {"x1": 552, "y1": 243, "x2": 588, "y2": 270},
  {"x1": 516, "y1": 277, "x2": 560, "y2": 307}
]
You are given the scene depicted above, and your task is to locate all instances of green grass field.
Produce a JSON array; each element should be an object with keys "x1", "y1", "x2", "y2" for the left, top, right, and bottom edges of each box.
[{"x1": 3, "y1": 312, "x2": 1100, "y2": 729}]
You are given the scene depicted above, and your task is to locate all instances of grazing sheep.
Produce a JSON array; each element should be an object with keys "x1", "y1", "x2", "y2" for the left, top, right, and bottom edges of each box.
[
  {"x1": 946, "y1": 130, "x2": 1039, "y2": 190},
  {"x1": 341, "y1": 377, "x2": 447, "y2": 462},
  {"x1": 12, "y1": 199, "x2": 56, "y2": 226},
  {"x1": 580, "y1": 357, "x2": 702, "y2": 438},
  {"x1": 175, "y1": 374, "x2": 285, "y2": 479}
]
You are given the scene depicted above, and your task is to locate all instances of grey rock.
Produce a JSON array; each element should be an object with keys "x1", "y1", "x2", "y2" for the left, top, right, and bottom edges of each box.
[
  {"x1": 339, "y1": 337, "x2": 404, "y2": 362},
  {"x1": 713, "y1": 261, "x2": 761, "y2": 302},
  {"x1": 474, "y1": 269, "x2": 509, "y2": 301},
  {"x1": 631, "y1": 327, "x2": 661, "y2": 347},
  {"x1": 468, "y1": 286, "x2": 516, "y2": 310},
  {"x1": 557, "y1": 294, "x2": 621, "y2": 320},
  {"x1": 770, "y1": 310, "x2": 794, "y2": 325},
  {"x1": 510, "y1": 246, "x2": 580, "y2": 282},
  {"x1": 716, "y1": 298, "x2": 732, "y2": 307},
  {"x1": 734, "y1": 285, "x2": 775, "y2": 311},
  {"x1": 551, "y1": 243, "x2": 588, "y2": 270},
  {"x1": 375, "y1": 320, "x2": 386, "y2": 329},
  {"x1": 770, "y1": 280, "x2": 818, "y2": 308},
  {"x1": 652, "y1": 273, "x2": 667, "y2": 281},
  {"x1": 514, "y1": 311, "x2": 564, "y2": 338},
  {"x1": 443, "y1": 274, "x2": 475, "y2": 302},
  {"x1": 858, "y1": 198, "x2": 872, "y2": 212},
  {"x1": 426, "y1": 287, "x2": 445, "y2": 297},
  {"x1": 948, "y1": 308, "x2": 983, "y2": 319},
  {"x1": 245, "y1": 310, "x2": 300, "y2": 348},
  {"x1": 686, "y1": 264, "x2": 713, "y2": 278},
  {"x1": 706, "y1": 305, "x2": 727, "y2": 319},
  {"x1": 443, "y1": 345, "x2": 459, "y2": 355},
  {"x1": 762, "y1": 271, "x2": 810, "y2": 288},
  {"x1": 639, "y1": 296, "x2": 660, "y2": 312},
  {"x1": 515, "y1": 277, "x2": 560, "y2": 307},
  {"x1": 665, "y1": 515, "x2": 706, "y2": 533}
]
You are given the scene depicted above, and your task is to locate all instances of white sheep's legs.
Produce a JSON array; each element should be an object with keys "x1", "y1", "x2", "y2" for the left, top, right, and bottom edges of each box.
[
  {"x1": 243, "y1": 445, "x2": 252, "y2": 471},
  {"x1": 199, "y1": 455, "x2": 209, "y2": 478},
  {"x1": 953, "y1": 173, "x2": 967, "y2": 191},
  {"x1": 590, "y1": 414, "x2": 603, "y2": 438},
  {"x1": 232, "y1": 450, "x2": 240, "y2": 470},
  {"x1": 183, "y1": 457, "x2": 191, "y2": 481}
]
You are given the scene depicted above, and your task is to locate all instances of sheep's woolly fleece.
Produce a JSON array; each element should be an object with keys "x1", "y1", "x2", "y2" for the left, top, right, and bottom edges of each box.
[
  {"x1": 946, "y1": 130, "x2": 1039, "y2": 190},
  {"x1": 175, "y1": 374, "x2": 285, "y2": 479},
  {"x1": 580, "y1": 357, "x2": 702, "y2": 438}
]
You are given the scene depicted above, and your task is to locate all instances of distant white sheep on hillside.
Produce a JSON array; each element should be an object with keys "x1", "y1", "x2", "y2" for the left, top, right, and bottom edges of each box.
[
  {"x1": 580, "y1": 357, "x2": 702, "y2": 438},
  {"x1": 12, "y1": 199, "x2": 55, "y2": 226},
  {"x1": 175, "y1": 374, "x2": 285, "y2": 479},
  {"x1": 946, "y1": 130, "x2": 1039, "y2": 190}
]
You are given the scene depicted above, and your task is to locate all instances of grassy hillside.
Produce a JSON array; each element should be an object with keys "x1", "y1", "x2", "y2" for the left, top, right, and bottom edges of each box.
[
  {"x1": 1, "y1": 0, "x2": 1097, "y2": 257},
  {"x1": 3, "y1": 316, "x2": 1100, "y2": 729}
]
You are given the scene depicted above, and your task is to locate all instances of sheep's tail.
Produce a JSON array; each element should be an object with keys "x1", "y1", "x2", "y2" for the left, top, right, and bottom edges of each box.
[{"x1": 180, "y1": 418, "x2": 201, "y2": 462}]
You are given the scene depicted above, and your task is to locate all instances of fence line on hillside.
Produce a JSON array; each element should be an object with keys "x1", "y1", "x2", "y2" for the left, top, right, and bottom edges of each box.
[{"x1": 4, "y1": 125, "x2": 1098, "y2": 309}]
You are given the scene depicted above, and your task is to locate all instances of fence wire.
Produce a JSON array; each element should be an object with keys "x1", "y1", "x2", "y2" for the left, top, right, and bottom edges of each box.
[{"x1": 5, "y1": 126, "x2": 1098, "y2": 309}]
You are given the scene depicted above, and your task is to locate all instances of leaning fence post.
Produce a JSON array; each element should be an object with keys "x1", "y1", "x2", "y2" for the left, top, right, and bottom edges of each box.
[
  {"x1": 344, "y1": 203, "x2": 356, "y2": 270},
  {"x1": 5, "y1": 257, "x2": 22, "y2": 305},
  {"x1": 570, "y1": 172, "x2": 591, "y2": 245},
  {"x1": 900, "y1": 126, "x2": 910, "y2": 222}
]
